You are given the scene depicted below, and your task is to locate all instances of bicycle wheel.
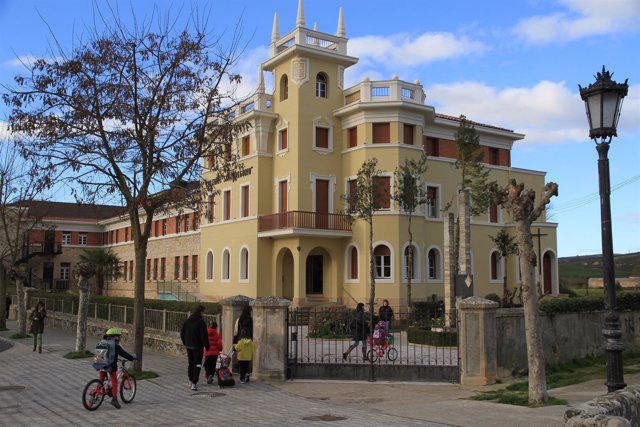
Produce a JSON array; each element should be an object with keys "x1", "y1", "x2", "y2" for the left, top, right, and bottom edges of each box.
[
  {"x1": 366, "y1": 349, "x2": 379, "y2": 363},
  {"x1": 82, "y1": 379, "x2": 105, "y2": 411},
  {"x1": 120, "y1": 374, "x2": 137, "y2": 403},
  {"x1": 387, "y1": 347, "x2": 398, "y2": 361}
]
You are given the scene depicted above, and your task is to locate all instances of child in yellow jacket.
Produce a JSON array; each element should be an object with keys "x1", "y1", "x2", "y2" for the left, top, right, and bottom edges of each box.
[{"x1": 233, "y1": 328, "x2": 253, "y2": 383}]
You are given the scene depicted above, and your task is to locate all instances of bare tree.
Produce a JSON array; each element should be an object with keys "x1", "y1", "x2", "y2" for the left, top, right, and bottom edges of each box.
[
  {"x1": 392, "y1": 154, "x2": 428, "y2": 310},
  {"x1": 343, "y1": 158, "x2": 385, "y2": 375},
  {"x1": 491, "y1": 179, "x2": 558, "y2": 404},
  {"x1": 3, "y1": 10, "x2": 246, "y2": 369},
  {"x1": 0, "y1": 140, "x2": 42, "y2": 333}
]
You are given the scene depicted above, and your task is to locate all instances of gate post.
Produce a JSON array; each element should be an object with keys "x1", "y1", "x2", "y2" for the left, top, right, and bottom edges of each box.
[
  {"x1": 251, "y1": 296, "x2": 290, "y2": 382},
  {"x1": 458, "y1": 296, "x2": 498, "y2": 386},
  {"x1": 219, "y1": 295, "x2": 253, "y2": 354}
]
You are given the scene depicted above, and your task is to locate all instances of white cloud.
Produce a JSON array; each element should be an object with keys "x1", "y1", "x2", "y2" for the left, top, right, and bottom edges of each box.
[
  {"x1": 349, "y1": 32, "x2": 487, "y2": 67},
  {"x1": 513, "y1": 0, "x2": 640, "y2": 44},
  {"x1": 427, "y1": 80, "x2": 640, "y2": 145}
]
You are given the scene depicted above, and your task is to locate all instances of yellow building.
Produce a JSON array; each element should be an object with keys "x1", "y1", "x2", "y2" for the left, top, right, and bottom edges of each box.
[{"x1": 198, "y1": 2, "x2": 559, "y2": 308}]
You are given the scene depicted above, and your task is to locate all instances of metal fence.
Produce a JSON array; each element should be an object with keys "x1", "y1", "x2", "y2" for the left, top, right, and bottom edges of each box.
[
  {"x1": 288, "y1": 306, "x2": 458, "y2": 367},
  {"x1": 23, "y1": 295, "x2": 219, "y2": 334}
]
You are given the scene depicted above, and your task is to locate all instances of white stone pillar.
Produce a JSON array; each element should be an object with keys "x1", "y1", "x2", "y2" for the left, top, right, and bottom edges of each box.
[
  {"x1": 219, "y1": 295, "x2": 253, "y2": 354},
  {"x1": 251, "y1": 296, "x2": 291, "y2": 382},
  {"x1": 458, "y1": 296, "x2": 498, "y2": 386}
]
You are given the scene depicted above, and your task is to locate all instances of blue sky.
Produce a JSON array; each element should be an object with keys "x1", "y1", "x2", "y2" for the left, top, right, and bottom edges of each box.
[{"x1": 0, "y1": 0, "x2": 638, "y2": 257}]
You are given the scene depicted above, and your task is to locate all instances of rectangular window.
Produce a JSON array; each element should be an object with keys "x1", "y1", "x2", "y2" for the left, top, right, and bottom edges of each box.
[
  {"x1": 176, "y1": 216, "x2": 182, "y2": 233},
  {"x1": 373, "y1": 176, "x2": 390, "y2": 209},
  {"x1": 60, "y1": 263, "x2": 71, "y2": 280},
  {"x1": 184, "y1": 214, "x2": 190, "y2": 232},
  {"x1": 129, "y1": 261, "x2": 133, "y2": 281},
  {"x1": 403, "y1": 124, "x2": 414, "y2": 145},
  {"x1": 489, "y1": 200, "x2": 499, "y2": 223},
  {"x1": 374, "y1": 247, "x2": 391, "y2": 279},
  {"x1": 162, "y1": 219, "x2": 167, "y2": 236},
  {"x1": 223, "y1": 190, "x2": 231, "y2": 221},
  {"x1": 192, "y1": 255, "x2": 198, "y2": 280},
  {"x1": 183, "y1": 255, "x2": 189, "y2": 280},
  {"x1": 62, "y1": 232, "x2": 71, "y2": 245},
  {"x1": 427, "y1": 186, "x2": 439, "y2": 218},
  {"x1": 242, "y1": 135, "x2": 250, "y2": 157},
  {"x1": 241, "y1": 185, "x2": 250, "y2": 217},
  {"x1": 153, "y1": 258, "x2": 158, "y2": 280},
  {"x1": 347, "y1": 179, "x2": 357, "y2": 210},
  {"x1": 424, "y1": 137, "x2": 439, "y2": 157},
  {"x1": 78, "y1": 233, "x2": 88, "y2": 245},
  {"x1": 123, "y1": 261, "x2": 128, "y2": 281},
  {"x1": 279, "y1": 128, "x2": 288, "y2": 151},
  {"x1": 174, "y1": 256, "x2": 180, "y2": 280},
  {"x1": 208, "y1": 195, "x2": 215, "y2": 223},
  {"x1": 348, "y1": 126, "x2": 357, "y2": 148},
  {"x1": 125, "y1": 227, "x2": 129, "y2": 242},
  {"x1": 489, "y1": 147, "x2": 500, "y2": 165},
  {"x1": 372, "y1": 123, "x2": 390, "y2": 144},
  {"x1": 160, "y1": 257, "x2": 166, "y2": 280},
  {"x1": 193, "y1": 214, "x2": 199, "y2": 230},
  {"x1": 315, "y1": 127, "x2": 329, "y2": 149},
  {"x1": 146, "y1": 259, "x2": 151, "y2": 281}
]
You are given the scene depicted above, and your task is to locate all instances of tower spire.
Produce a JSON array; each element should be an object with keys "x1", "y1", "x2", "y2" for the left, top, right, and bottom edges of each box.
[
  {"x1": 336, "y1": 7, "x2": 346, "y2": 37},
  {"x1": 296, "y1": 0, "x2": 306, "y2": 28},
  {"x1": 271, "y1": 12, "x2": 280, "y2": 43},
  {"x1": 257, "y1": 66, "x2": 265, "y2": 93}
]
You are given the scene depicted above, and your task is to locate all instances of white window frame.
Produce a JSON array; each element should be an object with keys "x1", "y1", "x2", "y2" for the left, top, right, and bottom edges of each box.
[
  {"x1": 402, "y1": 243, "x2": 421, "y2": 282},
  {"x1": 78, "y1": 233, "x2": 88, "y2": 245},
  {"x1": 239, "y1": 246, "x2": 249, "y2": 282},
  {"x1": 425, "y1": 183, "x2": 441, "y2": 219},
  {"x1": 275, "y1": 175, "x2": 291, "y2": 214},
  {"x1": 61, "y1": 232, "x2": 71, "y2": 245},
  {"x1": 312, "y1": 116, "x2": 334, "y2": 153},
  {"x1": 316, "y1": 72, "x2": 327, "y2": 98},
  {"x1": 221, "y1": 248, "x2": 231, "y2": 282},
  {"x1": 222, "y1": 188, "x2": 231, "y2": 221},
  {"x1": 310, "y1": 173, "x2": 336, "y2": 214},
  {"x1": 60, "y1": 263, "x2": 71, "y2": 280},
  {"x1": 426, "y1": 246, "x2": 443, "y2": 282},
  {"x1": 276, "y1": 119, "x2": 289, "y2": 155},
  {"x1": 240, "y1": 183, "x2": 250, "y2": 218},
  {"x1": 489, "y1": 249, "x2": 504, "y2": 284},
  {"x1": 205, "y1": 250, "x2": 214, "y2": 282},
  {"x1": 373, "y1": 242, "x2": 394, "y2": 282},
  {"x1": 344, "y1": 244, "x2": 360, "y2": 283}
]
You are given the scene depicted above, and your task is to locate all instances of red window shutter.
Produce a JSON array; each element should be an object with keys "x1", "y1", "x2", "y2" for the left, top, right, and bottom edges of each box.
[
  {"x1": 403, "y1": 124, "x2": 414, "y2": 145},
  {"x1": 348, "y1": 180, "x2": 357, "y2": 209},
  {"x1": 242, "y1": 186, "x2": 249, "y2": 217},
  {"x1": 316, "y1": 127, "x2": 329, "y2": 149},
  {"x1": 280, "y1": 129, "x2": 288, "y2": 150},
  {"x1": 373, "y1": 176, "x2": 390, "y2": 209},
  {"x1": 242, "y1": 136, "x2": 250, "y2": 156},
  {"x1": 373, "y1": 123, "x2": 390, "y2": 144},
  {"x1": 348, "y1": 127, "x2": 357, "y2": 148},
  {"x1": 350, "y1": 247, "x2": 358, "y2": 279}
]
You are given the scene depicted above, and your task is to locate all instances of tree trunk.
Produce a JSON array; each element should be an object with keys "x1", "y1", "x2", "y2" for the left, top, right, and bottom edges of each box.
[
  {"x1": 95, "y1": 274, "x2": 105, "y2": 296},
  {"x1": 502, "y1": 257, "x2": 508, "y2": 306},
  {"x1": 407, "y1": 213, "x2": 413, "y2": 311},
  {"x1": 16, "y1": 278, "x2": 26, "y2": 335},
  {"x1": 368, "y1": 218, "x2": 375, "y2": 377},
  {"x1": 0, "y1": 264, "x2": 7, "y2": 330},
  {"x1": 75, "y1": 275, "x2": 90, "y2": 352},
  {"x1": 133, "y1": 240, "x2": 148, "y2": 372},
  {"x1": 517, "y1": 221, "x2": 548, "y2": 404}
]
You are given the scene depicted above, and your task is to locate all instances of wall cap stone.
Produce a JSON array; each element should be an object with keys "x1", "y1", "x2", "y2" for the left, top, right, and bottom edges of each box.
[
  {"x1": 252, "y1": 296, "x2": 291, "y2": 307},
  {"x1": 457, "y1": 296, "x2": 499, "y2": 310},
  {"x1": 219, "y1": 295, "x2": 254, "y2": 306},
  {"x1": 565, "y1": 385, "x2": 640, "y2": 427}
]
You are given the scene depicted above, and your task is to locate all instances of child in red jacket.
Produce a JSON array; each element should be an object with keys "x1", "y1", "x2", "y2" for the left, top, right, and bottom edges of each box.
[{"x1": 203, "y1": 321, "x2": 223, "y2": 384}]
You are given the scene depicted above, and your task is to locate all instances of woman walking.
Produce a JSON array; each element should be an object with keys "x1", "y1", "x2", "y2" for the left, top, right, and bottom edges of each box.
[{"x1": 30, "y1": 301, "x2": 46, "y2": 353}]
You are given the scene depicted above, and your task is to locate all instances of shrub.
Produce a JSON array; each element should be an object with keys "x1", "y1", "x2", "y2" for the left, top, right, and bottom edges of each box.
[
  {"x1": 407, "y1": 326, "x2": 457, "y2": 346},
  {"x1": 307, "y1": 306, "x2": 351, "y2": 338},
  {"x1": 410, "y1": 301, "x2": 439, "y2": 328},
  {"x1": 485, "y1": 293, "x2": 501, "y2": 306}
]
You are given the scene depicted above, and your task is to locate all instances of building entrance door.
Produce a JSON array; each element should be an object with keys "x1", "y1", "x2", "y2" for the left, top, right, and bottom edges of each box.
[
  {"x1": 315, "y1": 179, "x2": 329, "y2": 229},
  {"x1": 43, "y1": 262, "x2": 54, "y2": 291},
  {"x1": 305, "y1": 255, "x2": 323, "y2": 295}
]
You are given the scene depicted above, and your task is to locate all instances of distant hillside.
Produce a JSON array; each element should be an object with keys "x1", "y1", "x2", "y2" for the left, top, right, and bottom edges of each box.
[{"x1": 558, "y1": 252, "x2": 640, "y2": 289}]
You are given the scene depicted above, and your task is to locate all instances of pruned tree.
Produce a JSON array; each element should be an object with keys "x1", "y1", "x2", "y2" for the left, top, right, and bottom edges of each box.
[
  {"x1": 449, "y1": 116, "x2": 492, "y2": 275},
  {"x1": 0, "y1": 140, "x2": 42, "y2": 333},
  {"x1": 343, "y1": 158, "x2": 385, "y2": 373},
  {"x1": 75, "y1": 261, "x2": 96, "y2": 352},
  {"x1": 392, "y1": 154, "x2": 428, "y2": 310},
  {"x1": 3, "y1": 10, "x2": 246, "y2": 370},
  {"x1": 79, "y1": 248, "x2": 121, "y2": 296},
  {"x1": 491, "y1": 178, "x2": 558, "y2": 404},
  {"x1": 489, "y1": 228, "x2": 518, "y2": 307}
]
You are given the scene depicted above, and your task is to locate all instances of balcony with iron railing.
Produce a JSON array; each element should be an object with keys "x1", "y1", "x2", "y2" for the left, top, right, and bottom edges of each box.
[{"x1": 258, "y1": 211, "x2": 352, "y2": 238}]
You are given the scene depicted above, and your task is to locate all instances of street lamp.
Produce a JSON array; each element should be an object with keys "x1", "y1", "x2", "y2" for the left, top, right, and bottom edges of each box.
[{"x1": 579, "y1": 66, "x2": 628, "y2": 393}]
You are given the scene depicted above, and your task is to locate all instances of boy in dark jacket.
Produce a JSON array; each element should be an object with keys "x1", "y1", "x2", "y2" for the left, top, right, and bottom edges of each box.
[
  {"x1": 95, "y1": 327, "x2": 136, "y2": 409},
  {"x1": 180, "y1": 305, "x2": 209, "y2": 391}
]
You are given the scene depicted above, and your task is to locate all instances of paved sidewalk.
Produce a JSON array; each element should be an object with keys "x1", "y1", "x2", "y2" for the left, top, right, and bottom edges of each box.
[{"x1": 0, "y1": 321, "x2": 626, "y2": 426}]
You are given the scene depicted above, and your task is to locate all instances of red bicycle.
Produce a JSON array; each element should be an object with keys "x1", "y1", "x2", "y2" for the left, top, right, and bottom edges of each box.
[{"x1": 82, "y1": 360, "x2": 136, "y2": 411}]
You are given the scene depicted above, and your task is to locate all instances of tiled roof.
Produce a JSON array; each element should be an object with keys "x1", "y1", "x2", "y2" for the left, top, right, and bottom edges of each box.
[
  {"x1": 435, "y1": 113, "x2": 514, "y2": 133},
  {"x1": 15, "y1": 201, "x2": 125, "y2": 221}
]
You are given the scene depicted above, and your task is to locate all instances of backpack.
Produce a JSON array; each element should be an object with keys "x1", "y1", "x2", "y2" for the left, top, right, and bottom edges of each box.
[
  {"x1": 94, "y1": 339, "x2": 116, "y2": 366},
  {"x1": 217, "y1": 366, "x2": 235, "y2": 388}
]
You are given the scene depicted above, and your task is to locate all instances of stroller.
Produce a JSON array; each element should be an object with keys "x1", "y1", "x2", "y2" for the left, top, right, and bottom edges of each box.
[
  {"x1": 215, "y1": 353, "x2": 235, "y2": 387},
  {"x1": 366, "y1": 321, "x2": 398, "y2": 362}
]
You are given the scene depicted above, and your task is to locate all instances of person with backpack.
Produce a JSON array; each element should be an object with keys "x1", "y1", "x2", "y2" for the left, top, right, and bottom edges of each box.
[
  {"x1": 203, "y1": 321, "x2": 223, "y2": 385},
  {"x1": 342, "y1": 302, "x2": 369, "y2": 362},
  {"x1": 94, "y1": 327, "x2": 136, "y2": 409},
  {"x1": 233, "y1": 328, "x2": 253, "y2": 384},
  {"x1": 180, "y1": 305, "x2": 209, "y2": 391}
]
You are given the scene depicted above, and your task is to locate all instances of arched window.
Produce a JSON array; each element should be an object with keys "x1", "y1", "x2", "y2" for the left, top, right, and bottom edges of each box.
[
  {"x1": 316, "y1": 73, "x2": 327, "y2": 98},
  {"x1": 280, "y1": 74, "x2": 288, "y2": 101},
  {"x1": 427, "y1": 248, "x2": 441, "y2": 280},
  {"x1": 374, "y1": 245, "x2": 391, "y2": 279},
  {"x1": 404, "y1": 245, "x2": 417, "y2": 279},
  {"x1": 222, "y1": 249, "x2": 230, "y2": 281},
  {"x1": 240, "y1": 247, "x2": 249, "y2": 280},
  {"x1": 206, "y1": 251, "x2": 214, "y2": 280},
  {"x1": 347, "y1": 246, "x2": 358, "y2": 280}
]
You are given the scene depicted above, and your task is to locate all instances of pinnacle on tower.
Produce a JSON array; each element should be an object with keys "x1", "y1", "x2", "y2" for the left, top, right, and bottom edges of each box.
[
  {"x1": 296, "y1": 0, "x2": 305, "y2": 28},
  {"x1": 271, "y1": 12, "x2": 280, "y2": 43},
  {"x1": 336, "y1": 7, "x2": 346, "y2": 37}
]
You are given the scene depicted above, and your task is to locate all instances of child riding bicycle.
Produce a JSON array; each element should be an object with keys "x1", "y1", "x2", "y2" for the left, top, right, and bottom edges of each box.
[{"x1": 94, "y1": 327, "x2": 136, "y2": 409}]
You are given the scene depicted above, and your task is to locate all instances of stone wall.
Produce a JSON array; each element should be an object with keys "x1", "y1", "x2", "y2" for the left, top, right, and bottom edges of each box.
[
  {"x1": 496, "y1": 309, "x2": 640, "y2": 377},
  {"x1": 565, "y1": 385, "x2": 640, "y2": 427},
  {"x1": 46, "y1": 311, "x2": 186, "y2": 356},
  {"x1": 588, "y1": 277, "x2": 640, "y2": 289}
]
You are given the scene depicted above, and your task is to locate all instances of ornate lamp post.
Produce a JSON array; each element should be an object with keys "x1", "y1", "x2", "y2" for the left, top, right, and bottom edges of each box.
[{"x1": 579, "y1": 66, "x2": 628, "y2": 392}]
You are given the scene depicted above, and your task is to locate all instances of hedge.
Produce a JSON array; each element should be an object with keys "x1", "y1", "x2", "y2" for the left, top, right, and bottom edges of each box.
[
  {"x1": 539, "y1": 292, "x2": 640, "y2": 315},
  {"x1": 407, "y1": 326, "x2": 457, "y2": 346}
]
